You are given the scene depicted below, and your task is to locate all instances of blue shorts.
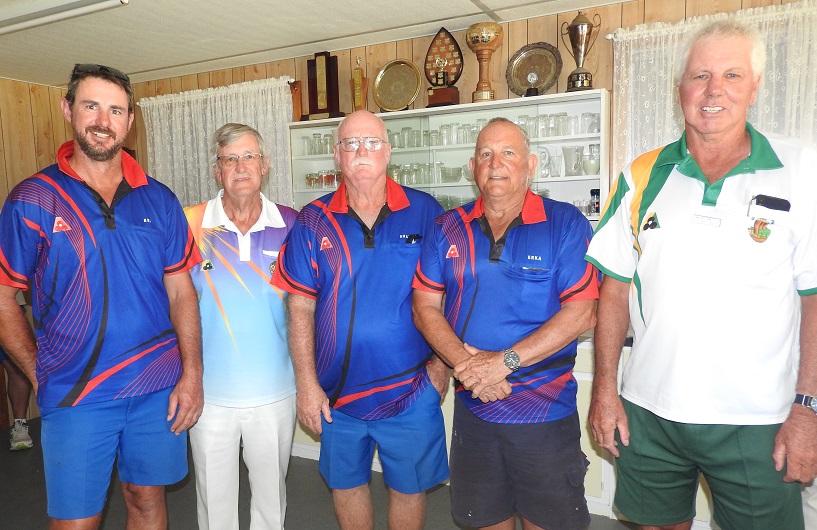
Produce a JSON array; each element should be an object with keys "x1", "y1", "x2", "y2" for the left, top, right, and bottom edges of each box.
[
  {"x1": 40, "y1": 386, "x2": 188, "y2": 520},
  {"x1": 319, "y1": 383, "x2": 449, "y2": 493}
]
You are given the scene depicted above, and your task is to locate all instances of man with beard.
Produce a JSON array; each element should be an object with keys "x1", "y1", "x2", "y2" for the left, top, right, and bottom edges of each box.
[{"x1": 0, "y1": 64, "x2": 203, "y2": 529}]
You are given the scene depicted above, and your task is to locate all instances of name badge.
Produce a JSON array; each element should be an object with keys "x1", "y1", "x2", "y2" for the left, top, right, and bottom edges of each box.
[{"x1": 693, "y1": 214, "x2": 721, "y2": 227}]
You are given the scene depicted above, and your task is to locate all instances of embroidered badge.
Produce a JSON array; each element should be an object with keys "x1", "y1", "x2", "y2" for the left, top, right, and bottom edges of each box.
[
  {"x1": 748, "y1": 218, "x2": 771, "y2": 243},
  {"x1": 269, "y1": 261, "x2": 276, "y2": 275},
  {"x1": 53, "y1": 217, "x2": 71, "y2": 233},
  {"x1": 642, "y1": 213, "x2": 660, "y2": 231},
  {"x1": 445, "y1": 244, "x2": 459, "y2": 258},
  {"x1": 201, "y1": 260, "x2": 214, "y2": 271},
  {"x1": 320, "y1": 237, "x2": 333, "y2": 250}
]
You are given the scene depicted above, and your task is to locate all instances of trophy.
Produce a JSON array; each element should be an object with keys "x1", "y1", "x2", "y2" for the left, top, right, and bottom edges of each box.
[
  {"x1": 350, "y1": 56, "x2": 368, "y2": 111},
  {"x1": 425, "y1": 27, "x2": 463, "y2": 107},
  {"x1": 301, "y1": 51, "x2": 344, "y2": 121},
  {"x1": 560, "y1": 11, "x2": 601, "y2": 92},
  {"x1": 465, "y1": 22, "x2": 503, "y2": 102}
]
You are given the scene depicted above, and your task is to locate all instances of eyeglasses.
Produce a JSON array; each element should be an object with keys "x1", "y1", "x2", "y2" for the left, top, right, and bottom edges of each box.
[
  {"x1": 217, "y1": 153, "x2": 264, "y2": 168},
  {"x1": 337, "y1": 137, "x2": 387, "y2": 152},
  {"x1": 71, "y1": 63, "x2": 130, "y2": 84}
]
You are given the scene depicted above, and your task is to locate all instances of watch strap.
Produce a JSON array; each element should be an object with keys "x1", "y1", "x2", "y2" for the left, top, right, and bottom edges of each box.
[{"x1": 794, "y1": 393, "x2": 817, "y2": 413}]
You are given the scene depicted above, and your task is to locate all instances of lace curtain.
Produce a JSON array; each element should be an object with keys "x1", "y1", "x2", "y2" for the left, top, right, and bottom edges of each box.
[
  {"x1": 610, "y1": 0, "x2": 817, "y2": 178},
  {"x1": 138, "y1": 77, "x2": 293, "y2": 207}
]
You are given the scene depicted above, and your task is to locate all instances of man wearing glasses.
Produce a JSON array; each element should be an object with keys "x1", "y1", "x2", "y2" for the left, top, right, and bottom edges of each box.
[
  {"x1": 0, "y1": 64, "x2": 203, "y2": 529},
  {"x1": 272, "y1": 110, "x2": 449, "y2": 530}
]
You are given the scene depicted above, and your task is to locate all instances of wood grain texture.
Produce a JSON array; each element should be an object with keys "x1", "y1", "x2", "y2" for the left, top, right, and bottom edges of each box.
[
  {"x1": 366, "y1": 42, "x2": 397, "y2": 112},
  {"x1": 411, "y1": 35, "x2": 435, "y2": 109},
  {"x1": 686, "y1": 0, "x2": 741, "y2": 17},
  {"x1": 645, "y1": 0, "x2": 685, "y2": 22},
  {"x1": 742, "y1": 0, "x2": 780, "y2": 6},
  {"x1": 48, "y1": 87, "x2": 69, "y2": 152},
  {"x1": 0, "y1": 78, "x2": 38, "y2": 189},
  {"x1": 243, "y1": 63, "x2": 267, "y2": 82},
  {"x1": 29, "y1": 83, "x2": 56, "y2": 170}
]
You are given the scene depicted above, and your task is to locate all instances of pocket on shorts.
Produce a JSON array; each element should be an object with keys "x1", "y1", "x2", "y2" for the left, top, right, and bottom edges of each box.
[{"x1": 566, "y1": 452, "x2": 590, "y2": 488}]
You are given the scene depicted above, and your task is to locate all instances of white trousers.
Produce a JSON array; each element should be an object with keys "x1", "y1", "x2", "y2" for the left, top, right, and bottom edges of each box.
[{"x1": 190, "y1": 396, "x2": 296, "y2": 530}]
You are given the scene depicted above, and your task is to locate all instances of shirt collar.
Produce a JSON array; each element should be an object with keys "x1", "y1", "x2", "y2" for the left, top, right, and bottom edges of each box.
[
  {"x1": 57, "y1": 141, "x2": 148, "y2": 188},
  {"x1": 657, "y1": 122, "x2": 783, "y2": 178},
  {"x1": 201, "y1": 189, "x2": 286, "y2": 232},
  {"x1": 462, "y1": 189, "x2": 547, "y2": 224},
  {"x1": 326, "y1": 176, "x2": 410, "y2": 213}
]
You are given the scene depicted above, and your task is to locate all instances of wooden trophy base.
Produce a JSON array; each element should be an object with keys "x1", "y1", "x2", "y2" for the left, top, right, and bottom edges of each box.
[
  {"x1": 472, "y1": 89, "x2": 495, "y2": 102},
  {"x1": 566, "y1": 67, "x2": 593, "y2": 92},
  {"x1": 427, "y1": 86, "x2": 459, "y2": 108},
  {"x1": 301, "y1": 111, "x2": 345, "y2": 121}
]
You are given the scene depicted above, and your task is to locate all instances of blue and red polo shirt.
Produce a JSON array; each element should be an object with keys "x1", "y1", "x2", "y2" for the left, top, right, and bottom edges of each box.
[
  {"x1": 271, "y1": 178, "x2": 443, "y2": 420},
  {"x1": 0, "y1": 142, "x2": 201, "y2": 408},
  {"x1": 413, "y1": 190, "x2": 598, "y2": 424}
]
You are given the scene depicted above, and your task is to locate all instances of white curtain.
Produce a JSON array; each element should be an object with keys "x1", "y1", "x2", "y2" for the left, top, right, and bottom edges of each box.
[
  {"x1": 138, "y1": 77, "x2": 294, "y2": 207},
  {"x1": 610, "y1": 0, "x2": 817, "y2": 178}
]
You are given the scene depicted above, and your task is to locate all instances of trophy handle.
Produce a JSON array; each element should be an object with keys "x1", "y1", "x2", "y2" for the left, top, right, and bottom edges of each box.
[
  {"x1": 559, "y1": 21, "x2": 571, "y2": 52},
  {"x1": 585, "y1": 14, "x2": 602, "y2": 56}
]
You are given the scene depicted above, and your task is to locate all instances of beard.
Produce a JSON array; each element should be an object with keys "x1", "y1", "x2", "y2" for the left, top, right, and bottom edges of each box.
[{"x1": 74, "y1": 125, "x2": 124, "y2": 162}]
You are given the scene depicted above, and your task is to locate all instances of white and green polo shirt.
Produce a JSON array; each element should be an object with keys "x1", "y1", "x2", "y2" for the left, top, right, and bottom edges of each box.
[{"x1": 586, "y1": 124, "x2": 817, "y2": 425}]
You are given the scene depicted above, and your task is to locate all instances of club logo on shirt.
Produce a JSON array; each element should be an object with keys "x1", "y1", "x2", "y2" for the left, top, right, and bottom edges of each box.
[
  {"x1": 53, "y1": 217, "x2": 71, "y2": 233},
  {"x1": 748, "y1": 218, "x2": 771, "y2": 243},
  {"x1": 320, "y1": 237, "x2": 333, "y2": 250},
  {"x1": 446, "y1": 244, "x2": 459, "y2": 258},
  {"x1": 270, "y1": 261, "x2": 276, "y2": 275},
  {"x1": 201, "y1": 260, "x2": 214, "y2": 271},
  {"x1": 642, "y1": 213, "x2": 660, "y2": 231}
]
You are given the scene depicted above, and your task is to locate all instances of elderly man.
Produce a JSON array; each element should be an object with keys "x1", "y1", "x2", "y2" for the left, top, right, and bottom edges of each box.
[
  {"x1": 271, "y1": 110, "x2": 449, "y2": 530},
  {"x1": 185, "y1": 123, "x2": 297, "y2": 530},
  {"x1": 0, "y1": 64, "x2": 202, "y2": 529},
  {"x1": 413, "y1": 117, "x2": 598, "y2": 530},
  {"x1": 586, "y1": 20, "x2": 817, "y2": 530}
]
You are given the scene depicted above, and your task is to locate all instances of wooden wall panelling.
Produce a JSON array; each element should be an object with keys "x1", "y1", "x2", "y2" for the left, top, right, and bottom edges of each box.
[
  {"x1": 366, "y1": 42, "x2": 398, "y2": 112},
  {"x1": 621, "y1": 0, "x2": 646, "y2": 29},
  {"x1": 170, "y1": 76, "x2": 183, "y2": 94},
  {"x1": 154, "y1": 78, "x2": 173, "y2": 97},
  {"x1": 210, "y1": 68, "x2": 233, "y2": 88},
  {"x1": 506, "y1": 20, "x2": 529, "y2": 100},
  {"x1": 197, "y1": 72, "x2": 211, "y2": 89},
  {"x1": 742, "y1": 0, "x2": 780, "y2": 6},
  {"x1": 526, "y1": 14, "x2": 561, "y2": 96},
  {"x1": 686, "y1": 0, "x2": 742, "y2": 16},
  {"x1": 265, "y1": 58, "x2": 296, "y2": 80},
  {"x1": 0, "y1": 78, "x2": 38, "y2": 190},
  {"x1": 0, "y1": 92, "x2": 7, "y2": 200},
  {"x1": 132, "y1": 80, "x2": 156, "y2": 169},
  {"x1": 645, "y1": 0, "x2": 686, "y2": 22},
  {"x1": 294, "y1": 55, "x2": 310, "y2": 117},
  {"x1": 243, "y1": 63, "x2": 267, "y2": 82},
  {"x1": 451, "y1": 29, "x2": 479, "y2": 106},
  {"x1": 231, "y1": 67, "x2": 245, "y2": 84},
  {"x1": 29, "y1": 83, "x2": 56, "y2": 170},
  {"x1": 334, "y1": 48, "x2": 353, "y2": 116},
  {"x1": 179, "y1": 74, "x2": 199, "y2": 92},
  {"x1": 411, "y1": 34, "x2": 434, "y2": 109},
  {"x1": 47, "y1": 87, "x2": 69, "y2": 152},
  {"x1": 395, "y1": 39, "x2": 417, "y2": 110}
]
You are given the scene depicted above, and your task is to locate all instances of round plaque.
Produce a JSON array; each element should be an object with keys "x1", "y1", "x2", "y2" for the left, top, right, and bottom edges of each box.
[
  {"x1": 506, "y1": 42, "x2": 562, "y2": 97},
  {"x1": 373, "y1": 59, "x2": 422, "y2": 112}
]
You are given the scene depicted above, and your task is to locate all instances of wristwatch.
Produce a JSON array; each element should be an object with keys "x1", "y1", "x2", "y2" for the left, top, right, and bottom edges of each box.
[
  {"x1": 794, "y1": 394, "x2": 817, "y2": 413},
  {"x1": 503, "y1": 348, "x2": 521, "y2": 372}
]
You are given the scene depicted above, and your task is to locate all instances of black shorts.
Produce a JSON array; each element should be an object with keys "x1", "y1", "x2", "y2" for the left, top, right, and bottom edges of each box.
[{"x1": 450, "y1": 398, "x2": 590, "y2": 529}]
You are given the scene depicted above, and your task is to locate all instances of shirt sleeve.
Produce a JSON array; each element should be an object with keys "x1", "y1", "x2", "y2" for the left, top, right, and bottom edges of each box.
[
  {"x1": 163, "y1": 190, "x2": 202, "y2": 275},
  {"x1": 555, "y1": 205, "x2": 599, "y2": 304},
  {"x1": 412, "y1": 214, "x2": 445, "y2": 293},
  {"x1": 271, "y1": 209, "x2": 319, "y2": 299},
  {"x1": 585, "y1": 170, "x2": 639, "y2": 282},
  {"x1": 0, "y1": 191, "x2": 38, "y2": 290}
]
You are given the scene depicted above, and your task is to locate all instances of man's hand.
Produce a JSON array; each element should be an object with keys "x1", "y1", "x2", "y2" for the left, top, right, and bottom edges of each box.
[
  {"x1": 297, "y1": 381, "x2": 332, "y2": 435},
  {"x1": 773, "y1": 405, "x2": 817, "y2": 482},
  {"x1": 453, "y1": 343, "x2": 510, "y2": 398},
  {"x1": 588, "y1": 386, "x2": 629, "y2": 458},
  {"x1": 474, "y1": 380, "x2": 512, "y2": 403},
  {"x1": 167, "y1": 375, "x2": 203, "y2": 434}
]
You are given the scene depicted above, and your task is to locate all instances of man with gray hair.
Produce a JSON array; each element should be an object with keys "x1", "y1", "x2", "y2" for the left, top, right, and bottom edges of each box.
[
  {"x1": 586, "y1": 19, "x2": 817, "y2": 530},
  {"x1": 185, "y1": 123, "x2": 298, "y2": 529}
]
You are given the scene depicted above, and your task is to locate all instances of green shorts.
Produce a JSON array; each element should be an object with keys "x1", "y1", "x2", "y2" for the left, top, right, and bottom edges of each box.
[{"x1": 615, "y1": 398, "x2": 803, "y2": 530}]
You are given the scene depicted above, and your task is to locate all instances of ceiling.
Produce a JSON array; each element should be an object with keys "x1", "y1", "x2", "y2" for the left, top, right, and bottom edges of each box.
[{"x1": 0, "y1": 0, "x2": 617, "y2": 87}]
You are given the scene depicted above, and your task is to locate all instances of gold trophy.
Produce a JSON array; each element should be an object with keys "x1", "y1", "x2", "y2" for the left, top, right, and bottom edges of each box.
[
  {"x1": 350, "y1": 56, "x2": 368, "y2": 111},
  {"x1": 560, "y1": 11, "x2": 601, "y2": 92},
  {"x1": 465, "y1": 22, "x2": 503, "y2": 102}
]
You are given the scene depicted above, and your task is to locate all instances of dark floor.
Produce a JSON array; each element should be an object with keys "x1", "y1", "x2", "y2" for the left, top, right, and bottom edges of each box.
[{"x1": 1, "y1": 419, "x2": 636, "y2": 529}]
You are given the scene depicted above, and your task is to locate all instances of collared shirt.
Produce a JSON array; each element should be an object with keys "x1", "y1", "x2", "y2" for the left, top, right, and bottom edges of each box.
[
  {"x1": 186, "y1": 191, "x2": 297, "y2": 407},
  {"x1": 272, "y1": 178, "x2": 443, "y2": 420},
  {"x1": 586, "y1": 124, "x2": 817, "y2": 424},
  {"x1": 414, "y1": 190, "x2": 598, "y2": 424},
  {"x1": 0, "y1": 141, "x2": 201, "y2": 407}
]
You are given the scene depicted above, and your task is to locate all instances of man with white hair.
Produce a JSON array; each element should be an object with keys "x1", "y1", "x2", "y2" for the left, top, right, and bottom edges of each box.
[{"x1": 586, "y1": 20, "x2": 817, "y2": 530}]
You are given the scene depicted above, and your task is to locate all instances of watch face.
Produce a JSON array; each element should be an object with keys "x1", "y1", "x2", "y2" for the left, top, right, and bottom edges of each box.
[{"x1": 504, "y1": 350, "x2": 521, "y2": 371}]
